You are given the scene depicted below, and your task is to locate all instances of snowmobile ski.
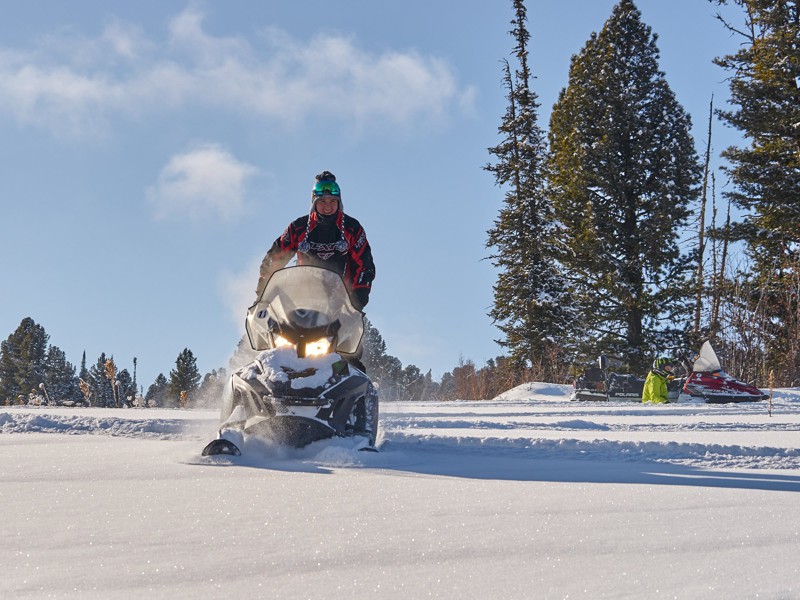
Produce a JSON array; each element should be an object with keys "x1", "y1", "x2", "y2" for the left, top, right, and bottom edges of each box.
[{"x1": 201, "y1": 438, "x2": 242, "y2": 457}]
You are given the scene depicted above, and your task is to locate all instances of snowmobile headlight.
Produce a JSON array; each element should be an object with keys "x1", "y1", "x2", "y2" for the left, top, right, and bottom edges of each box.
[
  {"x1": 305, "y1": 337, "x2": 331, "y2": 356},
  {"x1": 274, "y1": 335, "x2": 293, "y2": 348}
]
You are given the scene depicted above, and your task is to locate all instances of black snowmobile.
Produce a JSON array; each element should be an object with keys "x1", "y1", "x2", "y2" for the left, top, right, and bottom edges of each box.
[
  {"x1": 202, "y1": 266, "x2": 379, "y2": 457},
  {"x1": 572, "y1": 355, "x2": 682, "y2": 402}
]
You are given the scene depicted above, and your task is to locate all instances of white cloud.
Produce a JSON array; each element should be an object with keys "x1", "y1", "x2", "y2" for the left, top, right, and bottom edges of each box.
[
  {"x1": 0, "y1": 7, "x2": 474, "y2": 137},
  {"x1": 147, "y1": 143, "x2": 259, "y2": 222}
]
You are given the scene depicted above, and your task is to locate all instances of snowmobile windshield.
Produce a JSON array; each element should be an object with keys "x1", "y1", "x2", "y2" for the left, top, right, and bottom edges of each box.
[
  {"x1": 246, "y1": 266, "x2": 364, "y2": 355},
  {"x1": 693, "y1": 341, "x2": 722, "y2": 372}
]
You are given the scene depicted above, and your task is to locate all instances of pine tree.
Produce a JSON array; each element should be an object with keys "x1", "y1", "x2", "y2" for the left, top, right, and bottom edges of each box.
[
  {"x1": 713, "y1": 0, "x2": 800, "y2": 384},
  {"x1": 116, "y1": 369, "x2": 136, "y2": 407},
  {"x1": 43, "y1": 345, "x2": 81, "y2": 403},
  {"x1": 0, "y1": 318, "x2": 50, "y2": 403},
  {"x1": 196, "y1": 368, "x2": 228, "y2": 408},
  {"x1": 436, "y1": 372, "x2": 456, "y2": 401},
  {"x1": 361, "y1": 318, "x2": 405, "y2": 400},
  {"x1": 167, "y1": 348, "x2": 201, "y2": 407},
  {"x1": 548, "y1": 0, "x2": 701, "y2": 371},
  {"x1": 485, "y1": 0, "x2": 572, "y2": 379},
  {"x1": 401, "y1": 364, "x2": 433, "y2": 402},
  {"x1": 145, "y1": 373, "x2": 169, "y2": 407},
  {"x1": 88, "y1": 353, "x2": 115, "y2": 407}
]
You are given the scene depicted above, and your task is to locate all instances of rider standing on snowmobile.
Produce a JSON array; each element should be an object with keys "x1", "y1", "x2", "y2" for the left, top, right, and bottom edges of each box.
[
  {"x1": 256, "y1": 171, "x2": 375, "y2": 310},
  {"x1": 642, "y1": 357, "x2": 674, "y2": 404}
]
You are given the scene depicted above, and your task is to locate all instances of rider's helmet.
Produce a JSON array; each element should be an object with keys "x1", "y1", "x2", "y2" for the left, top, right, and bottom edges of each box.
[{"x1": 653, "y1": 357, "x2": 673, "y2": 372}]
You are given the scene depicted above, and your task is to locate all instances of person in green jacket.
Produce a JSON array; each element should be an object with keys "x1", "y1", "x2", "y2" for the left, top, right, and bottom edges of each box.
[{"x1": 642, "y1": 357, "x2": 674, "y2": 404}]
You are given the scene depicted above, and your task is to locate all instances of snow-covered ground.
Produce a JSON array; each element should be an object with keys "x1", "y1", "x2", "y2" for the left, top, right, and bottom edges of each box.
[{"x1": 3, "y1": 384, "x2": 800, "y2": 599}]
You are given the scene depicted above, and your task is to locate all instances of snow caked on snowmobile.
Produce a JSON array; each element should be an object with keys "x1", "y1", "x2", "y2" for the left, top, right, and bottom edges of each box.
[
  {"x1": 202, "y1": 266, "x2": 379, "y2": 457},
  {"x1": 678, "y1": 340, "x2": 767, "y2": 404}
]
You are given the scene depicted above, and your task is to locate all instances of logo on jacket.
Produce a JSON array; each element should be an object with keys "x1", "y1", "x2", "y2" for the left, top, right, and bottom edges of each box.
[{"x1": 306, "y1": 240, "x2": 344, "y2": 260}]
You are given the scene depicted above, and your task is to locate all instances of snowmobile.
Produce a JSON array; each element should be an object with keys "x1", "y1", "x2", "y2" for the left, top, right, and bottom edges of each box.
[
  {"x1": 202, "y1": 265, "x2": 379, "y2": 457},
  {"x1": 572, "y1": 356, "x2": 649, "y2": 402},
  {"x1": 677, "y1": 340, "x2": 768, "y2": 404},
  {"x1": 572, "y1": 356, "x2": 683, "y2": 402}
]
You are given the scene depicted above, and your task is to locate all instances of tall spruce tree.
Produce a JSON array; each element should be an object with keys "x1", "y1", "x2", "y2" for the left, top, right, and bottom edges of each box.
[
  {"x1": 714, "y1": 0, "x2": 799, "y2": 256},
  {"x1": 88, "y1": 353, "x2": 115, "y2": 407},
  {"x1": 145, "y1": 373, "x2": 169, "y2": 407},
  {"x1": 116, "y1": 369, "x2": 136, "y2": 406},
  {"x1": 713, "y1": 0, "x2": 800, "y2": 383},
  {"x1": 167, "y1": 348, "x2": 201, "y2": 407},
  {"x1": 0, "y1": 318, "x2": 49, "y2": 403},
  {"x1": 79, "y1": 351, "x2": 88, "y2": 380},
  {"x1": 548, "y1": 0, "x2": 701, "y2": 371},
  {"x1": 43, "y1": 345, "x2": 81, "y2": 403},
  {"x1": 485, "y1": 0, "x2": 571, "y2": 379}
]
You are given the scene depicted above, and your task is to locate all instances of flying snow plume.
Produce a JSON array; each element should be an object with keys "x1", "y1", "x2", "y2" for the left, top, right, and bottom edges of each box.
[
  {"x1": 147, "y1": 143, "x2": 258, "y2": 222},
  {"x1": 218, "y1": 254, "x2": 269, "y2": 325},
  {"x1": 218, "y1": 255, "x2": 267, "y2": 369}
]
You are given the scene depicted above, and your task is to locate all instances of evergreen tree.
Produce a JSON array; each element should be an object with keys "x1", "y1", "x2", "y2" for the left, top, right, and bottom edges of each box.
[
  {"x1": 401, "y1": 364, "x2": 427, "y2": 402},
  {"x1": 43, "y1": 345, "x2": 81, "y2": 403},
  {"x1": 196, "y1": 368, "x2": 228, "y2": 408},
  {"x1": 79, "y1": 351, "x2": 88, "y2": 380},
  {"x1": 88, "y1": 353, "x2": 115, "y2": 407},
  {"x1": 116, "y1": 368, "x2": 136, "y2": 407},
  {"x1": 145, "y1": 373, "x2": 169, "y2": 408},
  {"x1": 435, "y1": 371, "x2": 456, "y2": 401},
  {"x1": 167, "y1": 348, "x2": 201, "y2": 407},
  {"x1": 0, "y1": 317, "x2": 49, "y2": 403},
  {"x1": 548, "y1": 0, "x2": 701, "y2": 371},
  {"x1": 713, "y1": 0, "x2": 800, "y2": 383},
  {"x1": 132, "y1": 357, "x2": 138, "y2": 398},
  {"x1": 485, "y1": 0, "x2": 572, "y2": 379},
  {"x1": 714, "y1": 0, "x2": 799, "y2": 257},
  {"x1": 361, "y1": 319, "x2": 405, "y2": 400}
]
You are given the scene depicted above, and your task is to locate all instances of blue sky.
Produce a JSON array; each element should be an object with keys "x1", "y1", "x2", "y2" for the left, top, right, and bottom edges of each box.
[{"x1": 0, "y1": 0, "x2": 744, "y2": 391}]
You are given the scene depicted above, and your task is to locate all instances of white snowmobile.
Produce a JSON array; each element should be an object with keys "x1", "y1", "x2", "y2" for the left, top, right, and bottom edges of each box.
[{"x1": 202, "y1": 266, "x2": 378, "y2": 456}]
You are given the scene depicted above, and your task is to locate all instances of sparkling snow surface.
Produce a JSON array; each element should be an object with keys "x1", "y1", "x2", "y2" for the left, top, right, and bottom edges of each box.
[{"x1": 3, "y1": 385, "x2": 800, "y2": 599}]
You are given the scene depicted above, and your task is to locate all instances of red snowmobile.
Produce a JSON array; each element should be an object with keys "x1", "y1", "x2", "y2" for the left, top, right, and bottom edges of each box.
[{"x1": 679, "y1": 341, "x2": 768, "y2": 404}]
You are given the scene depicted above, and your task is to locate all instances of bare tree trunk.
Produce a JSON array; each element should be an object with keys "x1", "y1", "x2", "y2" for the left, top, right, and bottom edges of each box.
[
  {"x1": 710, "y1": 181, "x2": 730, "y2": 340},
  {"x1": 694, "y1": 96, "x2": 714, "y2": 340}
]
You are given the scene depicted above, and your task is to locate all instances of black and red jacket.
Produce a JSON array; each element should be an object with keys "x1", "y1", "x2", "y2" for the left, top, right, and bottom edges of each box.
[{"x1": 258, "y1": 210, "x2": 375, "y2": 308}]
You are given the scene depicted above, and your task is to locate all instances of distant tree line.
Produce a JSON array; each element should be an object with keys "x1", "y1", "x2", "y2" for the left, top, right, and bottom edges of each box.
[
  {"x1": 0, "y1": 317, "x2": 222, "y2": 408},
  {"x1": 0, "y1": 316, "x2": 448, "y2": 407}
]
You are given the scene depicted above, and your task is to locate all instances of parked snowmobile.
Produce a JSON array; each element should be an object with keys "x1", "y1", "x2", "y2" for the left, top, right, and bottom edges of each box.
[
  {"x1": 202, "y1": 266, "x2": 379, "y2": 457},
  {"x1": 572, "y1": 356, "x2": 683, "y2": 402},
  {"x1": 678, "y1": 341, "x2": 767, "y2": 404},
  {"x1": 572, "y1": 356, "x2": 649, "y2": 402}
]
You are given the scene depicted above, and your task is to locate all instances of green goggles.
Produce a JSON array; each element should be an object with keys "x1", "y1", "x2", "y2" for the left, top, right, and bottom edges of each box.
[{"x1": 313, "y1": 181, "x2": 341, "y2": 197}]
